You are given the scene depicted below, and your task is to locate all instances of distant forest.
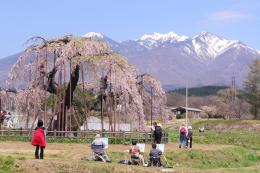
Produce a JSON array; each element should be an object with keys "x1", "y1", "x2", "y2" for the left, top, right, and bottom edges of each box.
[{"x1": 168, "y1": 86, "x2": 229, "y2": 96}]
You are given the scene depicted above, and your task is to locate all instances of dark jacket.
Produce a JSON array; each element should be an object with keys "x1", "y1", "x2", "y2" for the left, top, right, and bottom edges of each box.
[
  {"x1": 187, "y1": 130, "x2": 193, "y2": 138},
  {"x1": 153, "y1": 126, "x2": 162, "y2": 139},
  {"x1": 149, "y1": 148, "x2": 162, "y2": 158}
]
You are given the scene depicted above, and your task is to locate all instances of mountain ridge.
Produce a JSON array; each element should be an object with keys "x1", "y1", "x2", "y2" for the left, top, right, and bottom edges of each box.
[{"x1": 1, "y1": 31, "x2": 260, "y2": 88}]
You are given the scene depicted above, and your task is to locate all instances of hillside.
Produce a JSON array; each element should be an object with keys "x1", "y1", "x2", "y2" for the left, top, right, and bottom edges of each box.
[
  {"x1": 168, "y1": 86, "x2": 229, "y2": 97},
  {"x1": 0, "y1": 52, "x2": 22, "y2": 87}
]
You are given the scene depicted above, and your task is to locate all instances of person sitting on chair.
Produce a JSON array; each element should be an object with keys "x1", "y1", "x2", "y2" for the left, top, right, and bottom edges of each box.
[
  {"x1": 149, "y1": 143, "x2": 162, "y2": 167},
  {"x1": 129, "y1": 140, "x2": 147, "y2": 166},
  {"x1": 91, "y1": 134, "x2": 110, "y2": 162}
]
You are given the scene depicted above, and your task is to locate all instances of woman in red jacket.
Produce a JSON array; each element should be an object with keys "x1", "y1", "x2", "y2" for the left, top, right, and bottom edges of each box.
[{"x1": 31, "y1": 119, "x2": 46, "y2": 159}]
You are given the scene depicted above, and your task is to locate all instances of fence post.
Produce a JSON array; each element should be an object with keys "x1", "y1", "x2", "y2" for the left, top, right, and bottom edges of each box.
[
  {"x1": 85, "y1": 131, "x2": 87, "y2": 143},
  {"x1": 167, "y1": 132, "x2": 169, "y2": 143},
  {"x1": 123, "y1": 132, "x2": 126, "y2": 144},
  {"x1": 54, "y1": 130, "x2": 57, "y2": 141},
  {"x1": 77, "y1": 130, "x2": 80, "y2": 142},
  {"x1": 20, "y1": 129, "x2": 22, "y2": 136}
]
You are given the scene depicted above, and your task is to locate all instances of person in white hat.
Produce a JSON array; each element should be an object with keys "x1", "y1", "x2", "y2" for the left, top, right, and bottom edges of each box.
[
  {"x1": 186, "y1": 126, "x2": 193, "y2": 148},
  {"x1": 91, "y1": 134, "x2": 105, "y2": 153},
  {"x1": 91, "y1": 134, "x2": 111, "y2": 162}
]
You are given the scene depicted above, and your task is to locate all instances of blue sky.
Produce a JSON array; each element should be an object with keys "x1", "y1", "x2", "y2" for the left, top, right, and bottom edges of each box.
[{"x1": 0, "y1": 0, "x2": 260, "y2": 58}]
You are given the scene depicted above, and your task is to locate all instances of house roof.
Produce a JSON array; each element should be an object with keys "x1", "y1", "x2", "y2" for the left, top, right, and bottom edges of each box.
[{"x1": 169, "y1": 106, "x2": 202, "y2": 112}]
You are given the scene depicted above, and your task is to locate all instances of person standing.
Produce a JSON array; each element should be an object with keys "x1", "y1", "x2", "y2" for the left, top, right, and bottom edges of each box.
[
  {"x1": 186, "y1": 126, "x2": 193, "y2": 148},
  {"x1": 31, "y1": 120, "x2": 46, "y2": 159},
  {"x1": 179, "y1": 122, "x2": 187, "y2": 148},
  {"x1": 152, "y1": 122, "x2": 163, "y2": 144}
]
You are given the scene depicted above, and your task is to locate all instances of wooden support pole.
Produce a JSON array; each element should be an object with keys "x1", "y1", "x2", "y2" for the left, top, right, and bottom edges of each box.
[
  {"x1": 81, "y1": 63, "x2": 88, "y2": 131},
  {"x1": 57, "y1": 68, "x2": 62, "y2": 135},
  {"x1": 32, "y1": 52, "x2": 39, "y2": 129},
  {"x1": 25, "y1": 64, "x2": 32, "y2": 129},
  {"x1": 62, "y1": 61, "x2": 66, "y2": 133},
  {"x1": 100, "y1": 94, "x2": 104, "y2": 136},
  {"x1": 51, "y1": 51, "x2": 56, "y2": 130},
  {"x1": 71, "y1": 107, "x2": 81, "y2": 130},
  {"x1": 25, "y1": 96, "x2": 29, "y2": 129},
  {"x1": 150, "y1": 87, "x2": 153, "y2": 126},
  {"x1": 44, "y1": 48, "x2": 48, "y2": 127},
  {"x1": 0, "y1": 95, "x2": 1, "y2": 130},
  {"x1": 69, "y1": 59, "x2": 72, "y2": 131},
  {"x1": 117, "y1": 96, "x2": 120, "y2": 131},
  {"x1": 139, "y1": 76, "x2": 143, "y2": 131},
  {"x1": 113, "y1": 96, "x2": 116, "y2": 132}
]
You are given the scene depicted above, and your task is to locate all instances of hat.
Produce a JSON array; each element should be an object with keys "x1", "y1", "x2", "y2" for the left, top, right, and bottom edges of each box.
[
  {"x1": 188, "y1": 126, "x2": 192, "y2": 130},
  {"x1": 95, "y1": 134, "x2": 101, "y2": 138},
  {"x1": 37, "y1": 119, "x2": 43, "y2": 127}
]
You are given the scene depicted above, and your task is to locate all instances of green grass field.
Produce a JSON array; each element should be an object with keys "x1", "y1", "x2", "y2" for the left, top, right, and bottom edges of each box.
[{"x1": 0, "y1": 119, "x2": 260, "y2": 173}]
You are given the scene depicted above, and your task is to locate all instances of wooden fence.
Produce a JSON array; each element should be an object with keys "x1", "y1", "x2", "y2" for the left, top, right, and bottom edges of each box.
[{"x1": 0, "y1": 129, "x2": 168, "y2": 144}]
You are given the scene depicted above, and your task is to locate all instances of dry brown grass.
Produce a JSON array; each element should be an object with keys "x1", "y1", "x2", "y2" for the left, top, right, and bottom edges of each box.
[{"x1": 1, "y1": 141, "x2": 259, "y2": 173}]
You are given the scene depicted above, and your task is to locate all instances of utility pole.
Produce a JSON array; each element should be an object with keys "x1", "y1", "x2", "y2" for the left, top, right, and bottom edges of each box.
[
  {"x1": 0, "y1": 94, "x2": 2, "y2": 112},
  {"x1": 185, "y1": 86, "x2": 188, "y2": 125},
  {"x1": 231, "y1": 73, "x2": 237, "y2": 118},
  {"x1": 232, "y1": 74, "x2": 236, "y2": 102}
]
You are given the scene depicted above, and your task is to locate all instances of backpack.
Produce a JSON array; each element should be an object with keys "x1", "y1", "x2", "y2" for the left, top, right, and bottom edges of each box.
[
  {"x1": 154, "y1": 126, "x2": 162, "y2": 138},
  {"x1": 180, "y1": 126, "x2": 186, "y2": 135},
  {"x1": 118, "y1": 160, "x2": 131, "y2": 165}
]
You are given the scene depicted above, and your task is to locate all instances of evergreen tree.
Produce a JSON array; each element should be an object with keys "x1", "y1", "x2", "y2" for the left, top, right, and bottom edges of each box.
[{"x1": 244, "y1": 59, "x2": 260, "y2": 119}]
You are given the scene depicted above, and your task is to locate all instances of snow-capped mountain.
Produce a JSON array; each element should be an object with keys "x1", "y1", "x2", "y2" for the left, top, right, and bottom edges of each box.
[
  {"x1": 83, "y1": 32, "x2": 104, "y2": 39},
  {"x1": 1, "y1": 31, "x2": 259, "y2": 88},
  {"x1": 83, "y1": 31, "x2": 260, "y2": 87},
  {"x1": 136, "y1": 32, "x2": 188, "y2": 48},
  {"x1": 128, "y1": 31, "x2": 242, "y2": 61},
  {"x1": 190, "y1": 32, "x2": 238, "y2": 59},
  {"x1": 84, "y1": 31, "x2": 254, "y2": 62}
]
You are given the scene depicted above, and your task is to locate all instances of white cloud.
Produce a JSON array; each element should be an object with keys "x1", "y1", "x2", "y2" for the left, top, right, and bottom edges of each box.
[{"x1": 208, "y1": 10, "x2": 253, "y2": 23}]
